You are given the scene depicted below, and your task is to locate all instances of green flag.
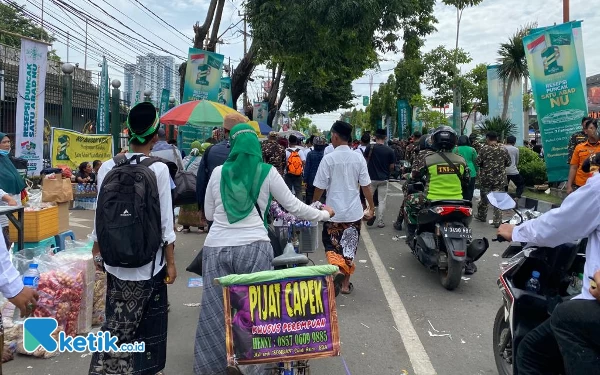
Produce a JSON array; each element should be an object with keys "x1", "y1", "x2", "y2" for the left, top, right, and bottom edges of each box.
[
  {"x1": 363, "y1": 96, "x2": 369, "y2": 106},
  {"x1": 96, "y1": 57, "x2": 110, "y2": 134},
  {"x1": 159, "y1": 89, "x2": 170, "y2": 116}
]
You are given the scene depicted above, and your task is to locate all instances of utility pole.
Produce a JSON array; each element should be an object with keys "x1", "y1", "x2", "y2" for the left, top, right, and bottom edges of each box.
[
  {"x1": 239, "y1": 10, "x2": 247, "y2": 108},
  {"x1": 66, "y1": 31, "x2": 69, "y2": 62},
  {"x1": 40, "y1": 0, "x2": 44, "y2": 39},
  {"x1": 84, "y1": 18, "x2": 88, "y2": 71},
  {"x1": 563, "y1": 0, "x2": 569, "y2": 23},
  {"x1": 368, "y1": 74, "x2": 373, "y2": 101}
]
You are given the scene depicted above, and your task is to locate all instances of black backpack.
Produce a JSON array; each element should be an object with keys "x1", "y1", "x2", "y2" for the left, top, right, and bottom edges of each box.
[{"x1": 96, "y1": 154, "x2": 165, "y2": 275}]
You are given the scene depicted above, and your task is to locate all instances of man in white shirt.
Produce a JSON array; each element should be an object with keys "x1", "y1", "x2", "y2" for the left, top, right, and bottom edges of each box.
[
  {"x1": 313, "y1": 121, "x2": 375, "y2": 295},
  {"x1": 90, "y1": 102, "x2": 176, "y2": 375},
  {"x1": 498, "y1": 175, "x2": 600, "y2": 374}
]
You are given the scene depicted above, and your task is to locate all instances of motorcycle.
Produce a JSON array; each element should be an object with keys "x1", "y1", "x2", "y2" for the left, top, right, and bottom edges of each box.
[
  {"x1": 391, "y1": 160, "x2": 411, "y2": 180},
  {"x1": 490, "y1": 192, "x2": 586, "y2": 375},
  {"x1": 405, "y1": 182, "x2": 489, "y2": 290}
]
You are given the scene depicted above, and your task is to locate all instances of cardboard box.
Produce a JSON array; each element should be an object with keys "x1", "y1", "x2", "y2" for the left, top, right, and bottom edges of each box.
[{"x1": 57, "y1": 201, "x2": 70, "y2": 233}]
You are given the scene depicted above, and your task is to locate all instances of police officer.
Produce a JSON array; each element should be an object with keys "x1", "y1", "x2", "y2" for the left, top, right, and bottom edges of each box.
[
  {"x1": 474, "y1": 131, "x2": 512, "y2": 227},
  {"x1": 404, "y1": 126, "x2": 470, "y2": 244}
]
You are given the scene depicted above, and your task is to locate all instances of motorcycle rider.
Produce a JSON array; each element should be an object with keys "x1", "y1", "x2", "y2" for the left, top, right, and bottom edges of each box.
[
  {"x1": 498, "y1": 167, "x2": 600, "y2": 374},
  {"x1": 405, "y1": 126, "x2": 473, "y2": 271}
]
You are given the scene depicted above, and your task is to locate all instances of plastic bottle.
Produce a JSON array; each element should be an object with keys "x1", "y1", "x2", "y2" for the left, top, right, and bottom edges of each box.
[
  {"x1": 13, "y1": 264, "x2": 40, "y2": 323},
  {"x1": 526, "y1": 270, "x2": 541, "y2": 293}
]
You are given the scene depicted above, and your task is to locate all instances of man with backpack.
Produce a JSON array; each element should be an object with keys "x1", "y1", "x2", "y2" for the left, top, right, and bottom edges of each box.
[
  {"x1": 90, "y1": 102, "x2": 176, "y2": 375},
  {"x1": 285, "y1": 134, "x2": 306, "y2": 199},
  {"x1": 363, "y1": 129, "x2": 396, "y2": 228}
]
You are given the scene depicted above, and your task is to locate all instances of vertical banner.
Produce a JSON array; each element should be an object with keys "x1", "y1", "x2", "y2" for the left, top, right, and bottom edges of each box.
[
  {"x1": 159, "y1": 88, "x2": 171, "y2": 117},
  {"x1": 487, "y1": 65, "x2": 524, "y2": 144},
  {"x1": 253, "y1": 102, "x2": 268, "y2": 123},
  {"x1": 182, "y1": 48, "x2": 225, "y2": 103},
  {"x1": 219, "y1": 77, "x2": 233, "y2": 107},
  {"x1": 412, "y1": 107, "x2": 423, "y2": 134},
  {"x1": 524, "y1": 22, "x2": 588, "y2": 182},
  {"x1": 397, "y1": 100, "x2": 409, "y2": 139},
  {"x1": 15, "y1": 38, "x2": 47, "y2": 175},
  {"x1": 134, "y1": 73, "x2": 145, "y2": 105},
  {"x1": 96, "y1": 57, "x2": 110, "y2": 134},
  {"x1": 176, "y1": 125, "x2": 213, "y2": 154}
]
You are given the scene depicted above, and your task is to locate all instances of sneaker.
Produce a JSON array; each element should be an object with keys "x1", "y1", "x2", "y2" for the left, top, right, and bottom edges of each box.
[
  {"x1": 393, "y1": 221, "x2": 403, "y2": 231},
  {"x1": 377, "y1": 222, "x2": 385, "y2": 228}
]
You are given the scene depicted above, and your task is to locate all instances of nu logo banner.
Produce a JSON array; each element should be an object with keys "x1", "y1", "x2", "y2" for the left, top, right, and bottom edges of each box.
[{"x1": 23, "y1": 318, "x2": 145, "y2": 353}]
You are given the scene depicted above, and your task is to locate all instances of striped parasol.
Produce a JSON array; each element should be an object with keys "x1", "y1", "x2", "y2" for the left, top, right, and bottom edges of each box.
[{"x1": 160, "y1": 100, "x2": 245, "y2": 127}]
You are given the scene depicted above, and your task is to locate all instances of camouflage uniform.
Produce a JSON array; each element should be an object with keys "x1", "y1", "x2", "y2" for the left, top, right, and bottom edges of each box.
[
  {"x1": 475, "y1": 143, "x2": 512, "y2": 225},
  {"x1": 405, "y1": 151, "x2": 470, "y2": 225},
  {"x1": 261, "y1": 139, "x2": 286, "y2": 176},
  {"x1": 567, "y1": 131, "x2": 587, "y2": 164},
  {"x1": 396, "y1": 148, "x2": 429, "y2": 226},
  {"x1": 405, "y1": 140, "x2": 420, "y2": 165},
  {"x1": 471, "y1": 140, "x2": 483, "y2": 154}
]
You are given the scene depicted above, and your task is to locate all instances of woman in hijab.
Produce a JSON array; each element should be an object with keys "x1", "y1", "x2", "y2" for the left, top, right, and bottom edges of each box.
[
  {"x1": 193, "y1": 124, "x2": 334, "y2": 375},
  {"x1": 0, "y1": 133, "x2": 26, "y2": 250},
  {"x1": 178, "y1": 141, "x2": 206, "y2": 232}
]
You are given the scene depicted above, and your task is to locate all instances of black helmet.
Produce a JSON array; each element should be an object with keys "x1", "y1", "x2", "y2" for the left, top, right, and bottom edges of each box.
[
  {"x1": 432, "y1": 126, "x2": 457, "y2": 151},
  {"x1": 419, "y1": 134, "x2": 434, "y2": 151}
]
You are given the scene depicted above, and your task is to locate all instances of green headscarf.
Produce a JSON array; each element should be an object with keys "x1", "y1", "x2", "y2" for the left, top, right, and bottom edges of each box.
[
  {"x1": 0, "y1": 132, "x2": 26, "y2": 194},
  {"x1": 221, "y1": 124, "x2": 272, "y2": 225}
]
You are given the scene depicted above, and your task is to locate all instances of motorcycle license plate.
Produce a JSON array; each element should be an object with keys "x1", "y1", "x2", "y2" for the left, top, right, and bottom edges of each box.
[{"x1": 441, "y1": 226, "x2": 472, "y2": 239}]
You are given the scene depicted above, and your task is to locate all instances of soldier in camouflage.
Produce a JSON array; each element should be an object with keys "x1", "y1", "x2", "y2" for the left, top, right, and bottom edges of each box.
[
  {"x1": 567, "y1": 116, "x2": 591, "y2": 164},
  {"x1": 405, "y1": 131, "x2": 422, "y2": 165},
  {"x1": 474, "y1": 131, "x2": 512, "y2": 227},
  {"x1": 261, "y1": 131, "x2": 286, "y2": 176},
  {"x1": 469, "y1": 133, "x2": 483, "y2": 154}
]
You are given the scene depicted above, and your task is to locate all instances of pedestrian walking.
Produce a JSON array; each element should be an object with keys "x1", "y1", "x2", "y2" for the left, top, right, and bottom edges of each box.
[
  {"x1": 150, "y1": 128, "x2": 184, "y2": 165},
  {"x1": 504, "y1": 135, "x2": 525, "y2": 201},
  {"x1": 90, "y1": 102, "x2": 177, "y2": 375},
  {"x1": 474, "y1": 131, "x2": 511, "y2": 227},
  {"x1": 312, "y1": 121, "x2": 375, "y2": 295},
  {"x1": 405, "y1": 131, "x2": 422, "y2": 165},
  {"x1": 261, "y1": 131, "x2": 286, "y2": 176},
  {"x1": 454, "y1": 135, "x2": 478, "y2": 201},
  {"x1": 303, "y1": 136, "x2": 327, "y2": 204},
  {"x1": 196, "y1": 112, "x2": 249, "y2": 229},
  {"x1": 193, "y1": 124, "x2": 333, "y2": 375},
  {"x1": 567, "y1": 118, "x2": 600, "y2": 194},
  {"x1": 364, "y1": 128, "x2": 395, "y2": 228},
  {"x1": 284, "y1": 134, "x2": 305, "y2": 199}
]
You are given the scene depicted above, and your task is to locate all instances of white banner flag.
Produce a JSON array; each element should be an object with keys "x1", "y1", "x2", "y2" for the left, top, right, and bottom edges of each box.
[{"x1": 15, "y1": 38, "x2": 48, "y2": 175}]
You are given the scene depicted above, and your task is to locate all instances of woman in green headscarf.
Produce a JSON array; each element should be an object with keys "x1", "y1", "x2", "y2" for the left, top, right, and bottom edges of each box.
[
  {"x1": 178, "y1": 140, "x2": 205, "y2": 232},
  {"x1": 193, "y1": 124, "x2": 334, "y2": 375},
  {"x1": 0, "y1": 132, "x2": 26, "y2": 250}
]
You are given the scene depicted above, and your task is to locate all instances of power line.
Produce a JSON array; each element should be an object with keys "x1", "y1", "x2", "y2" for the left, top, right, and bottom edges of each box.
[{"x1": 128, "y1": 0, "x2": 190, "y2": 42}]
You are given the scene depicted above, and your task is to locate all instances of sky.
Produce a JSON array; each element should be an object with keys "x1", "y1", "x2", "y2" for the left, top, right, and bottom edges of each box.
[{"x1": 12, "y1": 0, "x2": 600, "y2": 130}]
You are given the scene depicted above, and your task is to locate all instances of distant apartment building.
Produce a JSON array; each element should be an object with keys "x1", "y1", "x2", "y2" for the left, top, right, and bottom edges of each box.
[{"x1": 123, "y1": 63, "x2": 136, "y2": 105}]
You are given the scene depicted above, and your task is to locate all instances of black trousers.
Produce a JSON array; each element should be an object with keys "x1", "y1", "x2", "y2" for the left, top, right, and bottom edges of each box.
[
  {"x1": 506, "y1": 173, "x2": 525, "y2": 199},
  {"x1": 360, "y1": 186, "x2": 378, "y2": 208},
  {"x1": 516, "y1": 299, "x2": 600, "y2": 375},
  {"x1": 284, "y1": 173, "x2": 303, "y2": 200},
  {"x1": 464, "y1": 177, "x2": 476, "y2": 201},
  {"x1": 305, "y1": 184, "x2": 326, "y2": 204}
]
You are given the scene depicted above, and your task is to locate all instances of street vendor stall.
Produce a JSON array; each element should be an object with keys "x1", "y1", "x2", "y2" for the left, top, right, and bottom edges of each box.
[{"x1": 0, "y1": 206, "x2": 24, "y2": 251}]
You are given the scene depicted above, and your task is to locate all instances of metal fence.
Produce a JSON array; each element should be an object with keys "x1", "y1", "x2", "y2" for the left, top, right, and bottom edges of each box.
[{"x1": 0, "y1": 43, "x2": 130, "y2": 158}]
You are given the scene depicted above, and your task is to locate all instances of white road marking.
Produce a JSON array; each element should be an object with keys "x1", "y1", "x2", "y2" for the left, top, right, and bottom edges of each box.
[
  {"x1": 361, "y1": 229, "x2": 436, "y2": 375},
  {"x1": 390, "y1": 181, "x2": 404, "y2": 192}
]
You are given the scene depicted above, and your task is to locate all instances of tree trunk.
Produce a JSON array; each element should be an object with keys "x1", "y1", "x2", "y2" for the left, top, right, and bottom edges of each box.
[
  {"x1": 231, "y1": 40, "x2": 257, "y2": 110},
  {"x1": 206, "y1": 0, "x2": 226, "y2": 52},
  {"x1": 501, "y1": 77, "x2": 513, "y2": 120},
  {"x1": 193, "y1": 0, "x2": 218, "y2": 48},
  {"x1": 266, "y1": 65, "x2": 285, "y2": 127},
  {"x1": 178, "y1": 62, "x2": 186, "y2": 102}
]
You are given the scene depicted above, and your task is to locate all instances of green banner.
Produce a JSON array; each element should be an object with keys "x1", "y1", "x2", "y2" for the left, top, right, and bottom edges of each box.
[
  {"x1": 176, "y1": 125, "x2": 213, "y2": 154},
  {"x1": 397, "y1": 100, "x2": 410, "y2": 139},
  {"x1": 96, "y1": 57, "x2": 110, "y2": 134},
  {"x1": 363, "y1": 96, "x2": 369, "y2": 106},
  {"x1": 523, "y1": 22, "x2": 588, "y2": 182},
  {"x1": 159, "y1": 89, "x2": 170, "y2": 117},
  {"x1": 253, "y1": 102, "x2": 268, "y2": 122},
  {"x1": 219, "y1": 77, "x2": 233, "y2": 107},
  {"x1": 183, "y1": 48, "x2": 225, "y2": 103}
]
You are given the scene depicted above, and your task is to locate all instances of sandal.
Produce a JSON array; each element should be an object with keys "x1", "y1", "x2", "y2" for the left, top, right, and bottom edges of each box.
[
  {"x1": 333, "y1": 272, "x2": 345, "y2": 297},
  {"x1": 341, "y1": 282, "x2": 354, "y2": 295}
]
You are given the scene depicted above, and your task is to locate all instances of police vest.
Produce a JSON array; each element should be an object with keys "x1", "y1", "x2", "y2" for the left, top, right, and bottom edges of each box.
[{"x1": 424, "y1": 152, "x2": 466, "y2": 201}]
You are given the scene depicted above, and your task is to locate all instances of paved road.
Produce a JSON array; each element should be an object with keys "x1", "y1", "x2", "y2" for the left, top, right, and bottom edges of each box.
[{"x1": 5, "y1": 183, "x2": 507, "y2": 375}]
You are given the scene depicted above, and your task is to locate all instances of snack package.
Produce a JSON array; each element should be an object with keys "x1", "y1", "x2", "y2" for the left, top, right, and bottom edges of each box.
[{"x1": 92, "y1": 271, "x2": 107, "y2": 326}]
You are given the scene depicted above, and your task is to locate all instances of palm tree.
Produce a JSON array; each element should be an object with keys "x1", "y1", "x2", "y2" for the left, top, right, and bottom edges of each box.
[
  {"x1": 476, "y1": 116, "x2": 517, "y2": 142},
  {"x1": 496, "y1": 23, "x2": 537, "y2": 121}
]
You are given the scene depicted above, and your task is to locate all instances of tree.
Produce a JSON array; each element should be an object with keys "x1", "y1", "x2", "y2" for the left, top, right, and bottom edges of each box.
[
  {"x1": 367, "y1": 75, "x2": 399, "y2": 133},
  {"x1": 422, "y1": 46, "x2": 472, "y2": 108},
  {"x1": 294, "y1": 117, "x2": 313, "y2": 133},
  {"x1": 497, "y1": 24, "x2": 535, "y2": 120},
  {"x1": 0, "y1": 4, "x2": 60, "y2": 61},
  {"x1": 409, "y1": 94, "x2": 451, "y2": 133},
  {"x1": 441, "y1": 0, "x2": 484, "y2": 130},
  {"x1": 459, "y1": 63, "x2": 489, "y2": 134},
  {"x1": 476, "y1": 116, "x2": 516, "y2": 141}
]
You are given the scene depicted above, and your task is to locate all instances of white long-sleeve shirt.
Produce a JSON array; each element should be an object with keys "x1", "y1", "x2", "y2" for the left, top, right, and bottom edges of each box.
[
  {"x1": 91, "y1": 153, "x2": 176, "y2": 281},
  {"x1": 0, "y1": 189, "x2": 21, "y2": 228},
  {"x1": 512, "y1": 173, "x2": 600, "y2": 300},
  {"x1": 204, "y1": 166, "x2": 330, "y2": 247},
  {"x1": 0, "y1": 227, "x2": 23, "y2": 299}
]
